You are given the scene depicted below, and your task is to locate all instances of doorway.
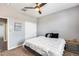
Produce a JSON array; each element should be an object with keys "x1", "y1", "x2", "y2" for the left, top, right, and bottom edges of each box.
[{"x1": 0, "y1": 18, "x2": 7, "y2": 51}]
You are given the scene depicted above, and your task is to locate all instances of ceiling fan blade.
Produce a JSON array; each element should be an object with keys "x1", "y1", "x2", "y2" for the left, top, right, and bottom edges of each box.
[
  {"x1": 39, "y1": 3, "x2": 47, "y2": 7},
  {"x1": 22, "y1": 8, "x2": 27, "y2": 11},
  {"x1": 38, "y1": 11, "x2": 42, "y2": 14},
  {"x1": 24, "y1": 7, "x2": 35, "y2": 9}
]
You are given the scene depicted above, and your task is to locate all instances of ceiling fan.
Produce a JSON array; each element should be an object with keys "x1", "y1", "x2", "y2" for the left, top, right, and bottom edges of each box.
[{"x1": 22, "y1": 3, "x2": 47, "y2": 14}]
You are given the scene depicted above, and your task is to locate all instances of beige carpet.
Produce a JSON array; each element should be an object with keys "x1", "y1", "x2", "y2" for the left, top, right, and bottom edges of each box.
[
  {"x1": 0, "y1": 46, "x2": 79, "y2": 56},
  {"x1": 64, "y1": 51, "x2": 79, "y2": 56},
  {"x1": 0, "y1": 47, "x2": 34, "y2": 56}
]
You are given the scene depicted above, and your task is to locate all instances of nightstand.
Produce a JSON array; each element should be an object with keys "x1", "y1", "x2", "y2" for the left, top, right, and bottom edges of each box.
[{"x1": 65, "y1": 39, "x2": 79, "y2": 54}]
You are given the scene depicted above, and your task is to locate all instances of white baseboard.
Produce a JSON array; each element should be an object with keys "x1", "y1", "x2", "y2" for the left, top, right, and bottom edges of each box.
[{"x1": 8, "y1": 45, "x2": 22, "y2": 50}]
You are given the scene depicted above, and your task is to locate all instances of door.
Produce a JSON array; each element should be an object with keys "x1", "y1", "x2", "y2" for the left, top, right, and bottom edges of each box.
[
  {"x1": 0, "y1": 18, "x2": 7, "y2": 50},
  {"x1": 25, "y1": 21, "x2": 37, "y2": 39},
  {"x1": 0, "y1": 22, "x2": 4, "y2": 50}
]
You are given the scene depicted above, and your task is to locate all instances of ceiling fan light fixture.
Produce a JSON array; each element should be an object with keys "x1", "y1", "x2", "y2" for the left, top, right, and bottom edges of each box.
[
  {"x1": 35, "y1": 7, "x2": 40, "y2": 12},
  {"x1": 22, "y1": 3, "x2": 47, "y2": 14}
]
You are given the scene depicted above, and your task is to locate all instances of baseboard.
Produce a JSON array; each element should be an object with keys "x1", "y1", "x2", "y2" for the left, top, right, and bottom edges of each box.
[{"x1": 8, "y1": 45, "x2": 22, "y2": 50}]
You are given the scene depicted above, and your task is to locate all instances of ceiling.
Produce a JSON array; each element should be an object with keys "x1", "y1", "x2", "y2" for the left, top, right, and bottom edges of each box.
[{"x1": 8, "y1": 3, "x2": 79, "y2": 18}]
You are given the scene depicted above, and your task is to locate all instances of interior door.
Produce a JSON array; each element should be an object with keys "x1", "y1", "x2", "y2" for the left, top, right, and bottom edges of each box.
[
  {"x1": 25, "y1": 21, "x2": 37, "y2": 39},
  {"x1": 0, "y1": 18, "x2": 7, "y2": 50},
  {"x1": 0, "y1": 22, "x2": 4, "y2": 50}
]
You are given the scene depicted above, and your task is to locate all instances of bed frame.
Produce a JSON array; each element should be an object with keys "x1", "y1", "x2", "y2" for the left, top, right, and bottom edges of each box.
[{"x1": 24, "y1": 45, "x2": 42, "y2": 56}]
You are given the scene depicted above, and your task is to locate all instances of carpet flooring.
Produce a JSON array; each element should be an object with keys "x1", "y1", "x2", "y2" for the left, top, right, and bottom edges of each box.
[
  {"x1": 0, "y1": 47, "x2": 34, "y2": 56},
  {"x1": 0, "y1": 46, "x2": 79, "y2": 56},
  {"x1": 64, "y1": 51, "x2": 79, "y2": 56}
]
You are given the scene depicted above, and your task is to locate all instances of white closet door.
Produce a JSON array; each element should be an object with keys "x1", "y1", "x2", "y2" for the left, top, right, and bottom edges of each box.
[{"x1": 25, "y1": 21, "x2": 37, "y2": 39}]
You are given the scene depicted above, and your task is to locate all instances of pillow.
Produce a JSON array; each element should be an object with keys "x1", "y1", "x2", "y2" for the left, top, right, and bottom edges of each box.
[
  {"x1": 45, "y1": 33, "x2": 59, "y2": 38},
  {"x1": 52, "y1": 33, "x2": 59, "y2": 38},
  {"x1": 45, "y1": 33, "x2": 51, "y2": 37}
]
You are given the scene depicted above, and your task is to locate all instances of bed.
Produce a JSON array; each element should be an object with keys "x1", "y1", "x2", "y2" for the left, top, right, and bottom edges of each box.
[{"x1": 23, "y1": 36, "x2": 66, "y2": 56}]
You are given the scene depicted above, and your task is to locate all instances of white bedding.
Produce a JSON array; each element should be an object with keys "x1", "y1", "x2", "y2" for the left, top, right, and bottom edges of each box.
[{"x1": 23, "y1": 36, "x2": 66, "y2": 56}]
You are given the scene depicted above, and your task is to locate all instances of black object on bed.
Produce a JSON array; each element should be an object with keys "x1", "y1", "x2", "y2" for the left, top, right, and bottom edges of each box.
[{"x1": 45, "y1": 33, "x2": 59, "y2": 38}]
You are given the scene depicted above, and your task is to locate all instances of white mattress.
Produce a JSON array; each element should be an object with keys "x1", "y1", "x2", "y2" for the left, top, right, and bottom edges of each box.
[{"x1": 23, "y1": 36, "x2": 66, "y2": 56}]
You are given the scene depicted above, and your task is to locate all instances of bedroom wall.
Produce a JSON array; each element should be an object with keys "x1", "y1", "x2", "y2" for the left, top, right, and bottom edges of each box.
[
  {"x1": 0, "y1": 4, "x2": 37, "y2": 50},
  {"x1": 37, "y1": 6, "x2": 79, "y2": 40}
]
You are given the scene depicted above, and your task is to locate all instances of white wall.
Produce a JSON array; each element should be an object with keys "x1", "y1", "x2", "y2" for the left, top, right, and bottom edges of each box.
[
  {"x1": 7, "y1": 17, "x2": 25, "y2": 50},
  {"x1": 0, "y1": 4, "x2": 37, "y2": 50},
  {"x1": 37, "y1": 6, "x2": 79, "y2": 40}
]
